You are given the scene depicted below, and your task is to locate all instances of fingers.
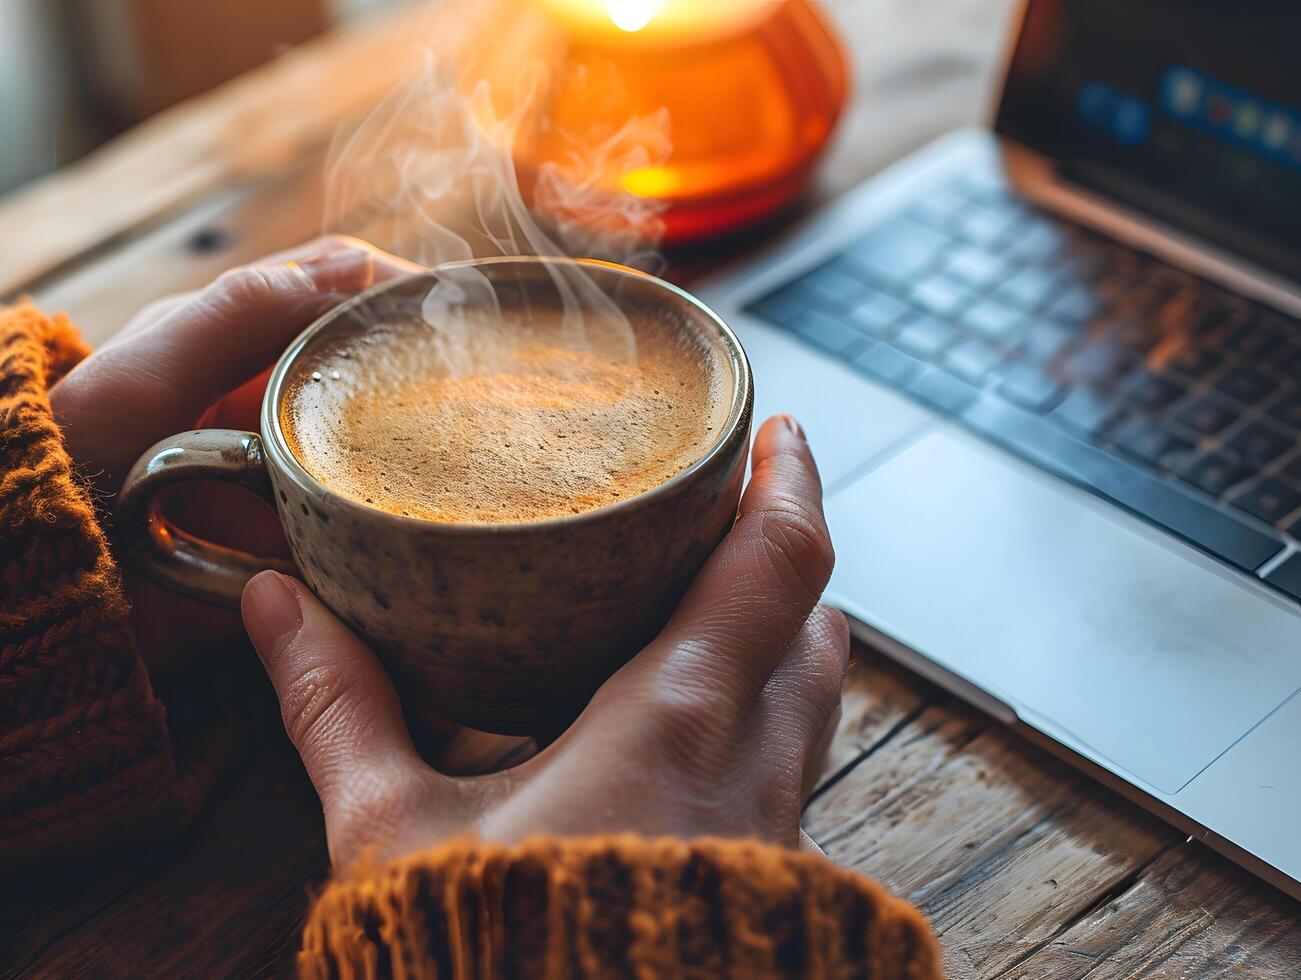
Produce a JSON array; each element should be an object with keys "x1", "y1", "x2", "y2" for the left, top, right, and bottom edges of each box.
[
  {"x1": 747, "y1": 605, "x2": 850, "y2": 804},
  {"x1": 636, "y1": 415, "x2": 835, "y2": 716},
  {"x1": 51, "y1": 236, "x2": 422, "y2": 491},
  {"x1": 241, "y1": 572, "x2": 438, "y2": 857}
]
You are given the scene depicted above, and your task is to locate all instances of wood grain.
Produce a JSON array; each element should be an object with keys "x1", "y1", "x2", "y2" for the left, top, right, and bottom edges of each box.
[{"x1": 1007, "y1": 845, "x2": 1301, "y2": 978}]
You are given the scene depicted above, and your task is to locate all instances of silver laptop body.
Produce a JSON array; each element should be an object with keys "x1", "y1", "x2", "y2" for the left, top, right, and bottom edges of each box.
[{"x1": 697, "y1": 0, "x2": 1301, "y2": 899}]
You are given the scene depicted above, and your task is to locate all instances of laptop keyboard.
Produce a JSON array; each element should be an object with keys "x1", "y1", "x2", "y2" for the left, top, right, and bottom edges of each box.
[{"x1": 747, "y1": 174, "x2": 1301, "y2": 599}]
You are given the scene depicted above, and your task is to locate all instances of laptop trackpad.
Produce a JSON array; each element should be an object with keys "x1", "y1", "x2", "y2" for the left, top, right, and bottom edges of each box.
[{"x1": 825, "y1": 430, "x2": 1301, "y2": 794}]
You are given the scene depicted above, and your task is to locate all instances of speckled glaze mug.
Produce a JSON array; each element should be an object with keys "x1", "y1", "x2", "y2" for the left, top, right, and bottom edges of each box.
[{"x1": 117, "y1": 257, "x2": 753, "y2": 734}]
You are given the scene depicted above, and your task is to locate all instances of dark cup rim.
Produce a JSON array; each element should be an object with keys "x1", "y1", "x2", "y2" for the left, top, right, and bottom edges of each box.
[{"x1": 260, "y1": 255, "x2": 753, "y2": 535}]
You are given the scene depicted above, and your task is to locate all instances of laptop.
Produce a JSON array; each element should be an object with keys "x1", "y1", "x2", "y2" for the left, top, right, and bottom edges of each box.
[{"x1": 696, "y1": 0, "x2": 1301, "y2": 899}]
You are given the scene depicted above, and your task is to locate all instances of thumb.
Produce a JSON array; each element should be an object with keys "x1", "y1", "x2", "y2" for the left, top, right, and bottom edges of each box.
[{"x1": 241, "y1": 572, "x2": 430, "y2": 831}]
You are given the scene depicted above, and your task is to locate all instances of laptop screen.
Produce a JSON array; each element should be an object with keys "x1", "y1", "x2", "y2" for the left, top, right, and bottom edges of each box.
[{"x1": 996, "y1": 0, "x2": 1301, "y2": 284}]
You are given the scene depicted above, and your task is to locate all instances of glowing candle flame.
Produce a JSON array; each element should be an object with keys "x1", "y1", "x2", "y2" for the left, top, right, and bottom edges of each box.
[{"x1": 606, "y1": 0, "x2": 658, "y2": 32}]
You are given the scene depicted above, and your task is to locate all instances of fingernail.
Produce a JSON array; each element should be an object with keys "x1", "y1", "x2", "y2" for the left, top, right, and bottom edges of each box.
[
  {"x1": 242, "y1": 571, "x2": 303, "y2": 663},
  {"x1": 782, "y1": 414, "x2": 806, "y2": 441}
]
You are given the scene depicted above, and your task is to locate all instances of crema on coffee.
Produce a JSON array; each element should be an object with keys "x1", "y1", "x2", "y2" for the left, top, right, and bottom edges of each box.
[{"x1": 281, "y1": 306, "x2": 733, "y2": 523}]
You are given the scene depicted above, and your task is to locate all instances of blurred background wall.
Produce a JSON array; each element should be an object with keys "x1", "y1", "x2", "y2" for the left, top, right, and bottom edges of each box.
[{"x1": 0, "y1": 0, "x2": 410, "y2": 196}]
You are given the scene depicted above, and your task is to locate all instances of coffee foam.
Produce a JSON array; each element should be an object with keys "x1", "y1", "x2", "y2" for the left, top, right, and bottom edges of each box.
[{"x1": 281, "y1": 305, "x2": 732, "y2": 523}]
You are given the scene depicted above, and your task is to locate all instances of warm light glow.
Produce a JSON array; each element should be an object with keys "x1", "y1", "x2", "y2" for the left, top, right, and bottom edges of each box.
[
  {"x1": 607, "y1": 0, "x2": 658, "y2": 32},
  {"x1": 474, "y1": 0, "x2": 849, "y2": 243},
  {"x1": 621, "y1": 165, "x2": 678, "y2": 197},
  {"x1": 534, "y1": 0, "x2": 772, "y2": 41}
]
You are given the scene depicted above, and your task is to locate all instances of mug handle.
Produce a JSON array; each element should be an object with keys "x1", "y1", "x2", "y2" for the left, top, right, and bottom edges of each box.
[{"x1": 116, "y1": 429, "x2": 297, "y2": 609}]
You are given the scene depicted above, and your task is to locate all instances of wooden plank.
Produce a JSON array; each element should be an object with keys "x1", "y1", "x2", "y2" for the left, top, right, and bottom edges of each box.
[
  {"x1": 1007, "y1": 845, "x2": 1301, "y2": 979},
  {"x1": 804, "y1": 700, "x2": 1180, "y2": 979}
]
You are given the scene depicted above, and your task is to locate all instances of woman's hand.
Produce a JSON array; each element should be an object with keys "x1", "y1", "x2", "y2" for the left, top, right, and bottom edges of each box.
[
  {"x1": 49, "y1": 236, "x2": 421, "y2": 671},
  {"x1": 242, "y1": 415, "x2": 848, "y2": 868}
]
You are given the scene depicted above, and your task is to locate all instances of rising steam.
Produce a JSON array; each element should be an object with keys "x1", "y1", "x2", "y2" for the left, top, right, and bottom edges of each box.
[{"x1": 320, "y1": 1, "x2": 672, "y2": 362}]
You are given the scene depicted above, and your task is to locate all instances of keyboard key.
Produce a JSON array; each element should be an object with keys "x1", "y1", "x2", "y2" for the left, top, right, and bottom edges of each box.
[
  {"x1": 906, "y1": 368, "x2": 979, "y2": 415},
  {"x1": 910, "y1": 276, "x2": 974, "y2": 317},
  {"x1": 1215, "y1": 364, "x2": 1277, "y2": 405},
  {"x1": 1226, "y1": 421, "x2": 1294, "y2": 467},
  {"x1": 845, "y1": 291, "x2": 910, "y2": 338},
  {"x1": 941, "y1": 247, "x2": 1007, "y2": 288},
  {"x1": 1283, "y1": 455, "x2": 1301, "y2": 484},
  {"x1": 853, "y1": 344, "x2": 925, "y2": 386},
  {"x1": 1161, "y1": 340, "x2": 1222, "y2": 379},
  {"x1": 961, "y1": 395, "x2": 1283, "y2": 571},
  {"x1": 1051, "y1": 388, "x2": 1121, "y2": 438},
  {"x1": 894, "y1": 314, "x2": 959, "y2": 361},
  {"x1": 1229, "y1": 479, "x2": 1301, "y2": 528},
  {"x1": 1266, "y1": 391, "x2": 1301, "y2": 431},
  {"x1": 957, "y1": 169, "x2": 1012, "y2": 198},
  {"x1": 842, "y1": 217, "x2": 950, "y2": 284},
  {"x1": 747, "y1": 288, "x2": 806, "y2": 327},
  {"x1": 1282, "y1": 511, "x2": 1301, "y2": 539},
  {"x1": 1278, "y1": 346, "x2": 1301, "y2": 378},
  {"x1": 802, "y1": 263, "x2": 864, "y2": 307},
  {"x1": 961, "y1": 299, "x2": 1024, "y2": 340},
  {"x1": 1225, "y1": 320, "x2": 1286, "y2": 358},
  {"x1": 1121, "y1": 371, "x2": 1187, "y2": 413},
  {"x1": 994, "y1": 267, "x2": 1058, "y2": 310},
  {"x1": 943, "y1": 338, "x2": 1003, "y2": 383},
  {"x1": 1016, "y1": 321, "x2": 1077, "y2": 363},
  {"x1": 1265, "y1": 553, "x2": 1301, "y2": 602},
  {"x1": 1172, "y1": 395, "x2": 1238, "y2": 436},
  {"x1": 1102, "y1": 314, "x2": 1161, "y2": 355},
  {"x1": 1058, "y1": 338, "x2": 1138, "y2": 388},
  {"x1": 1055, "y1": 243, "x2": 1111, "y2": 284},
  {"x1": 1180, "y1": 452, "x2": 1252, "y2": 497},
  {"x1": 1002, "y1": 216, "x2": 1072, "y2": 263},
  {"x1": 1110, "y1": 418, "x2": 1194, "y2": 469},
  {"x1": 1044, "y1": 286, "x2": 1105, "y2": 326},
  {"x1": 954, "y1": 204, "x2": 1017, "y2": 247},
  {"x1": 997, "y1": 362, "x2": 1065, "y2": 413},
  {"x1": 908, "y1": 186, "x2": 968, "y2": 227},
  {"x1": 797, "y1": 310, "x2": 867, "y2": 355}
]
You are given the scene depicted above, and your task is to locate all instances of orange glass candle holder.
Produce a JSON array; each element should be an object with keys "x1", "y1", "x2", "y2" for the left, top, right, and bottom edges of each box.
[{"x1": 465, "y1": 0, "x2": 850, "y2": 246}]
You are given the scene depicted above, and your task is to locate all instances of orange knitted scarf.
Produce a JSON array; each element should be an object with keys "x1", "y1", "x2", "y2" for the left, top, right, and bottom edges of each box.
[{"x1": 0, "y1": 302, "x2": 185, "y2": 860}]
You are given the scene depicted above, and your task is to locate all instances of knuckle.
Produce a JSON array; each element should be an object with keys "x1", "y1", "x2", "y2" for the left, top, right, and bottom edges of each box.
[
  {"x1": 756, "y1": 504, "x2": 835, "y2": 603},
  {"x1": 317, "y1": 232, "x2": 361, "y2": 252},
  {"x1": 277, "y1": 659, "x2": 366, "y2": 749},
  {"x1": 806, "y1": 658, "x2": 846, "y2": 720},
  {"x1": 803, "y1": 607, "x2": 850, "y2": 710},
  {"x1": 211, "y1": 264, "x2": 278, "y2": 308}
]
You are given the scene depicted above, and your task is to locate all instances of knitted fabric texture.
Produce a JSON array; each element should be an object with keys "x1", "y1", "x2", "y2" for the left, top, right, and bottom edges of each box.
[
  {"x1": 301, "y1": 835, "x2": 942, "y2": 979},
  {"x1": 0, "y1": 302, "x2": 183, "y2": 860}
]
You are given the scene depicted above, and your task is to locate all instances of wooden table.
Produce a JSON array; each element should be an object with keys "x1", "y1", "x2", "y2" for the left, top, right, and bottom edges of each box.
[{"x1": 2, "y1": 1, "x2": 1298, "y2": 976}]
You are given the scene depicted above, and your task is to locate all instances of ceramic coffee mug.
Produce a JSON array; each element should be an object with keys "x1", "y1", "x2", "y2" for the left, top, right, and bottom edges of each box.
[{"x1": 117, "y1": 257, "x2": 753, "y2": 734}]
